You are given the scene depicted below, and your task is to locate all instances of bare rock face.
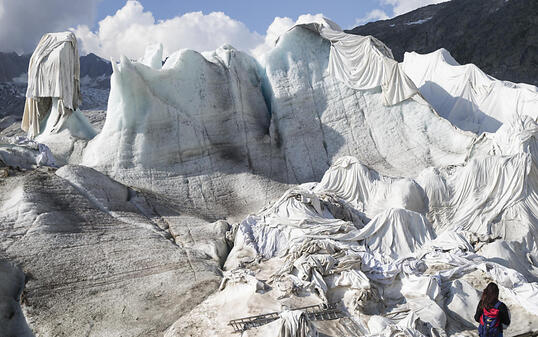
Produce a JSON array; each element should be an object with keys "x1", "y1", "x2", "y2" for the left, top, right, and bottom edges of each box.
[{"x1": 0, "y1": 166, "x2": 223, "y2": 336}]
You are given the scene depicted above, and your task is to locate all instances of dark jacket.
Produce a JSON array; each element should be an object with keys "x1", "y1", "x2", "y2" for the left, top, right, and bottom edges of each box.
[{"x1": 474, "y1": 300, "x2": 510, "y2": 331}]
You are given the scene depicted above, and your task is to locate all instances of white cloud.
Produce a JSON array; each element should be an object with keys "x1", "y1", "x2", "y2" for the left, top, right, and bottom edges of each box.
[
  {"x1": 0, "y1": 0, "x2": 329, "y2": 62},
  {"x1": 72, "y1": 0, "x2": 265, "y2": 60},
  {"x1": 295, "y1": 13, "x2": 327, "y2": 26},
  {"x1": 265, "y1": 17, "x2": 296, "y2": 45},
  {"x1": 0, "y1": 0, "x2": 100, "y2": 54},
  {"x1": 381, "y1": 0, "x2": 451, "y2": 16},
  {"x1": 355, "y1": 9, "x2": 390, "y2": 26},
  {"x1": 251, "y1": 13, "x2": 325, "y2": 60}
]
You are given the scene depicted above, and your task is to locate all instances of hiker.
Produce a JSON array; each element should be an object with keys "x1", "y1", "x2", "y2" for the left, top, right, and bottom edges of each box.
[{"x1": 474, "y1": 282, "x2": 510, "y2": 337}]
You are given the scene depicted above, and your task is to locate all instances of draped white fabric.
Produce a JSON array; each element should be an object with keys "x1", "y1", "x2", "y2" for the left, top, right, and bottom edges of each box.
[
  {"x1": 226, "y1": 114, "x2": 538, "y2": 331},
  {"x1": 291, "y1": 19, "x2": 419, "y2": 106},
  {"x1": 402, "y1": 49, "x2": 538, "y2": 134},
  {"x1": 277, "y1": 310, "x2": 318, "y2": 337},
  {"x1": 25, "y1": 32, "x2": 80, "y2": 110},
  {"x1": 22, "y1": 32, "x2": 80, "y2": 138}
]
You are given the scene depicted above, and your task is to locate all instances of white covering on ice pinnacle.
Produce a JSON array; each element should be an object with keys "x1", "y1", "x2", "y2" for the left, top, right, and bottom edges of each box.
[
  {"x1": 291, "y1": 18, "x2": 419, "y2": 106},
  {"x1": 22, "y1": 32, "x2": 81, "y2": 138},
  {"x1": 402, "y1": 48, "x2": 538, "y2": 134},
  {"x1": 19, "y1": 31, "x2": 96, "y2": 142}
]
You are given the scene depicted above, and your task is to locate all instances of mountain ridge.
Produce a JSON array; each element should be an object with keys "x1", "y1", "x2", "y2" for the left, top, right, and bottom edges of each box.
[
  {"x1": 347, "y1": 0, "x2": 538, "y2": 85},
  {"x1": 0, "y1": 52, "x2": 112, "y2": 82}
]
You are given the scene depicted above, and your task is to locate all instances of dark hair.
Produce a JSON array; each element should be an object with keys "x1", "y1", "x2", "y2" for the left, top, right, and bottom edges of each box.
[{"x1": 480, "y1": 282, "x2": 499, "y2": 309}]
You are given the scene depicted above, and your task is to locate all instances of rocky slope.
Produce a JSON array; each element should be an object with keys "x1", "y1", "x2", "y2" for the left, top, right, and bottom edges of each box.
[
  {"x1": 348, "y1": 0, "x2": 538, "y2": 85},
  {"x1": 0, "y1": 52, "x2": 30, "y2": 83},
  {"x1": 0, "y1": 165, "x2": 226, "y2": 336}
]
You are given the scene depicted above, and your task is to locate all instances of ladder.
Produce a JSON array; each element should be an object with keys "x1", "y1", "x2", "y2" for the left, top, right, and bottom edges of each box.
[{"x1": 228, "y1": 303, "x2": 345, "y2": 333}]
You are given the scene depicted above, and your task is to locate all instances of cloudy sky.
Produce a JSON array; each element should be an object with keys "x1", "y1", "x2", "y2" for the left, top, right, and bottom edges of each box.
[{"x1": 0, "y1": 0, "x2": 449, "y2": 59}]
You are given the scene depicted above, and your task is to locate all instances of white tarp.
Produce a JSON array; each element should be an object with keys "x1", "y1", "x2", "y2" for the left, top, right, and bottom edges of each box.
[
  {"x1": 314, "y1": 156, "x2": 427, "y2": 218},
  {"x1": 225, "y1": 124, "x2": 538, "y2": 333},
  {"x1": 432, "y1": 116, "x2": 538, "y2": 249},
  {"x1": 277, "y1": 310, "x2": 318, "y2": 337},
  {"x1": 22, "y1": 32, "x2": 81, "y2": 138},
  {"x1": 355, "y1": 208, "x2": 435, "y2": 262},
  {"x1": 0, "y1": 136, "x2": 57, "y2": 168},
  {"x1": 289, "y1": 18, "x2": 419, "y2": 106},
  {"x1": 402, "y1": 48, "x2": 538, "y2": 134},
  {"x1": 225, "y1": 186, "x2": 364, "y2": 269},
  {"x1": 313, "y1": 132, "x2": 538, "y2": 253}
]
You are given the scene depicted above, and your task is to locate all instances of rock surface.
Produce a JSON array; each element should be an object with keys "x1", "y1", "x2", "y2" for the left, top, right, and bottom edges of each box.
[
  {"x1": 0, "y1": 166, "x2": 223, "y2": 336},
  {"x1": 0, "y1": 261, "x2": 33, "y2": 337}
]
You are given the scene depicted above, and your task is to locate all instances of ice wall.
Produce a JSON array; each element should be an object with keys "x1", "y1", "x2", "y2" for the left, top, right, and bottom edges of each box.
[
  {"x1": 83, "y1": 45, "x2": 288, "y2": 220},
  {"x1": 82, "y1": 26, "x2": 475, "y2": 220},
  {"x1": 264, "y1": 27, "x2": 474, "y2": 181}
]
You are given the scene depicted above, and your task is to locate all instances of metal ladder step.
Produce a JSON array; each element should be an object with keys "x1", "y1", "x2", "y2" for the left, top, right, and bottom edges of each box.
[{"x1": 228, "y1": 303, "x2": 346, "y2": 333}]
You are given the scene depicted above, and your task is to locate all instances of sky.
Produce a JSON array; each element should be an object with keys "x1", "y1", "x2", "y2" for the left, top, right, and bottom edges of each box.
[
  {"x1": 0, "y1": 0, "x2": 449, "y2": 59},
  {"x1": 95, "y1": 0, "x2": 393, "y2": 34}
]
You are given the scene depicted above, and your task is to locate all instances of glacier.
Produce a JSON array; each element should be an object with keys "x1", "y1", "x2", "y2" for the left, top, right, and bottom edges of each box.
[
  {"x1": 82, "y1": 20, "x2": 475, "y2": 222},
  {"x1": 0, "y1": 18, "x2": 537, "y2": 337}
]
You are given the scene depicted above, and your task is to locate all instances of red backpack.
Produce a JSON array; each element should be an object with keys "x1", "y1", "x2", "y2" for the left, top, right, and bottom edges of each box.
[{"x1": 478, "y1": 301, "x2": 502, "y2": 337}]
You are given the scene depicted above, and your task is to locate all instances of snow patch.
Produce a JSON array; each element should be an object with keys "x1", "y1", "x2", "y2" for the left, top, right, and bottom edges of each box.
[{"x1": 405, "y1": 17, "x2": 433, "y2": 25}]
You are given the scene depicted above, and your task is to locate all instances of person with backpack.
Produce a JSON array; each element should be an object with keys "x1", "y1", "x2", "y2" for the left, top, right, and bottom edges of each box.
[{"x1": 474, "y1": 282, "x2": 510, "y2": 337}]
